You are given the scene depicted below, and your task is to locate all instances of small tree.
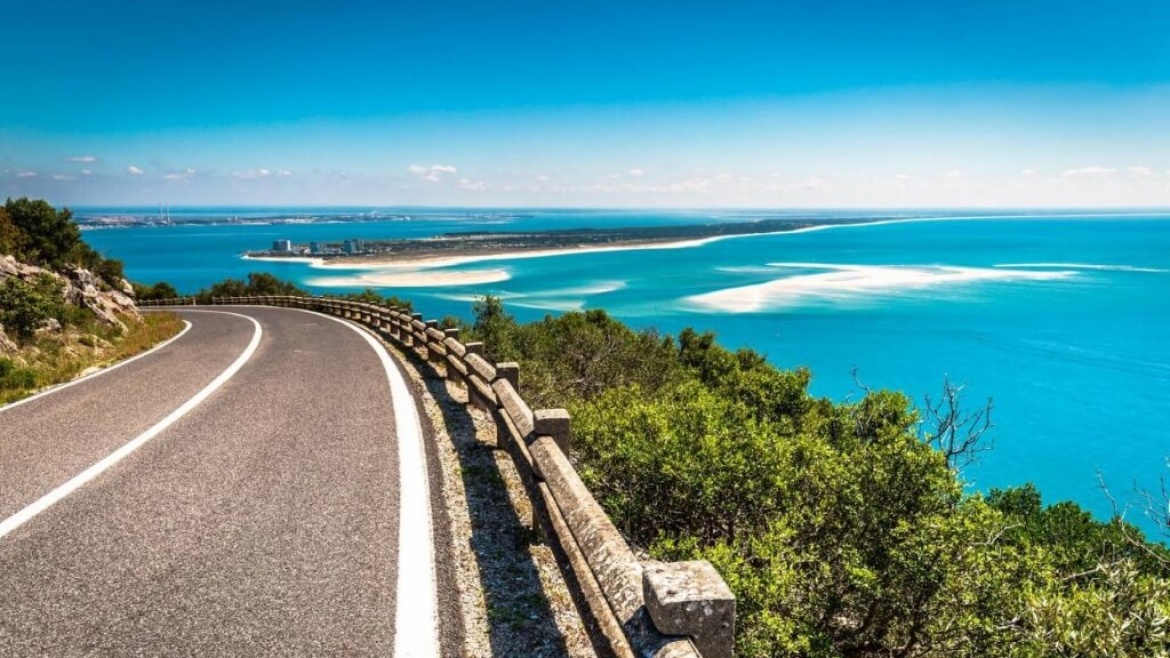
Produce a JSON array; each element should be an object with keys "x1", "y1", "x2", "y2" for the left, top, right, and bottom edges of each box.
[{"x1": 4, "y1": 198, "x2": 81, "y2": 268}]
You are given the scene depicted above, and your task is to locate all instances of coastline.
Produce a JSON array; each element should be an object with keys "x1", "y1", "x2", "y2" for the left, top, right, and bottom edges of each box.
[
  {"x1": 241, "y1": 215, "x2": 978, "y2": 281},
  {"x1": 241, "y1": 217, "x2": 912, "y2": 272}
]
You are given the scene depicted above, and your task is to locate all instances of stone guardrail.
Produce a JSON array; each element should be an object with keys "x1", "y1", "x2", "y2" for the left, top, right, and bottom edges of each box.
[{"x1": 141, "y1": 295, "x2": 736, "y2": 658}]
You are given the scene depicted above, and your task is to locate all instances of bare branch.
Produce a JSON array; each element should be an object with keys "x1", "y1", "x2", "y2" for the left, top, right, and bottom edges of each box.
[
  {"x1": 920, "y1": 375, "x2": 995, "y2": 472},
  {"x1": 1098, "y1": 472, "x2": 1170, "y2": 570}
]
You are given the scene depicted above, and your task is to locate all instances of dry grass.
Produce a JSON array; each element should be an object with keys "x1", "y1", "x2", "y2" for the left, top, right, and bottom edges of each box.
[{"x1": 0, "y1": 312, "x2": 185, "y2": 404}]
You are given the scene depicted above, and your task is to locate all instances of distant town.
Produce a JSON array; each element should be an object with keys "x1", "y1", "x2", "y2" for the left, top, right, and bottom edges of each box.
[{"x1": 250, "y1": 239, "x2": 383, "y2": 258}]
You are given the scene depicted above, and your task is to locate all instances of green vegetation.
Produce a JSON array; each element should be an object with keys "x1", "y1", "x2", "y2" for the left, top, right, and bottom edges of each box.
[
  {"x1": 143, "y1": 273, "x2": 416, "y2": 312},
  {"x1": 132, "y1": 280, "x2": 179, "y2": 301},
  {"x1": 0, "y1": 198, "x2": 184, "y2": 404},
  {"x1": 0, "y1": 313, "x2": 186, "y2": 404},
  {"x1": 0, "y1": 275, "x2": 63, "y2": 339},
  {"x1": 460, "y1": 295, "x2": 1170, "y2": 658},
  {"x1": 0, "y1": 197, "x2": 125, "y2": 288}
]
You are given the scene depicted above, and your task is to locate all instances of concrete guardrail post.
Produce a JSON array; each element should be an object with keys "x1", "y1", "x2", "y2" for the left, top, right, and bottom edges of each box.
[
  {"x1": 534, "y1": 408, "x2": 571, "y2": 456},
  {"x1": 424, "y1": 321, "x2": 439, "y2": 362},
  {"x1": 495, "y1": 362, "x2": 519, "y2": 393},
  {"x1": 492, "y1": 362, "x2": 521, "y2": 446},
  {"x1": 643, "y1": 561, "x2": 737, "y2": 658},
  {"x1": 442, "y1": 329, "x2": 461, "y2": 380}
]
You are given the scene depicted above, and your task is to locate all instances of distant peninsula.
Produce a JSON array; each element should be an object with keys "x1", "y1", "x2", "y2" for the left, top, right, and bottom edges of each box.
[{"x1": 244, "y1": 216, "x2": 896, "y2": 266}]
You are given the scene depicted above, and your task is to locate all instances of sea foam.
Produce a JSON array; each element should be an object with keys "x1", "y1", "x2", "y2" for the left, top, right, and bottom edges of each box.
[
  {"x1": 995, "y1": 262, "x2": 1168, "y2": 274},
  {"x1": 306, "y1": 268, "x2": 511, "y2": 288},
  {"x1": 687, "y1": 264, "x2": 1076, "y2": 313}
]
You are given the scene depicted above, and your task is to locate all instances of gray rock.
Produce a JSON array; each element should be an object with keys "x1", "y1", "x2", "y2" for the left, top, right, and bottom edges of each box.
[
  {"x1": 0, "y1": 324, "x2": 17, "y2": 354},
  {"x1": 1, "y1": 257, "x2": 140, "y2": 330}
]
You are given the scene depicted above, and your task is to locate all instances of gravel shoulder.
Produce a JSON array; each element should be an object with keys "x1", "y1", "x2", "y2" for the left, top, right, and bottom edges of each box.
[{"x1": 385, "y1": 341, "x2": 597, "y2": 658}]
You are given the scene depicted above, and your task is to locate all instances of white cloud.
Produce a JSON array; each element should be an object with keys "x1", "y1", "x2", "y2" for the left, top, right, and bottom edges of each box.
[
  {"x1": 80, "y1": 169, "x2": 92, "y2": 176},
  {"x1": 1128, "y1": 166, "x2": 1155, "y2": 178},
  {"x1": 1063, "y1": 166, "x2": 1116, "y2": 178},
  {"x1": 164, "y1": 167, "x2": 198, "y2": 181},
  {"x1": 458, "y1": 178, "x2": 488, "y2": 191},
  {"x1": 535, "y1": 174, "x2": 550, "y2": 182},
  {"x1": 407, "y1": 164, "x2": 458, "y2": 182},
  {"x1": 942, "y1": 170, "x2": 963, "y2": 180},
  {"x1": 127, "y1": 165, "x2": 144, "y2": 175},
  {"x1": 16, "y1": 171, "x2": 37, "y2": 178},
  {"x1": 628, "y1": 168, "x2": 645, "y2": 177},
  {"x1": 65, "y1": 155, "x2": 97, "y2": 163},
  {"x1": 52, "y1": 174, "x2": 77, "y2": 181},
  {"x1": 1021, "y1": 168, "x2": 1037, "y2": 176},
  {"x1": 895, "y1": 173, "x2": 911, "y2": 181},
  {"x1": 276, "y1": 169, "x2": 293, "y2": 177},
  {"x1": 233, "y1": 168, "x2": 271, "y2": 180}
]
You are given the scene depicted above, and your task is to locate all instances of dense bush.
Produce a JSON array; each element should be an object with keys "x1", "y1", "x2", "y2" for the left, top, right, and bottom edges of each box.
[
  {"x1": 2, "y1": 197, "x2": 82, "y2": 268},
  {"x1": 132, "y1": 280, "x2": 180, "y2": 301},
  {"x1": 0, "y1": 207, "x2": 25, "y2": 256},
  {"x1": 0, "y1": 275, "x2": 64, "y2": 340},
  {"x1": 1, "y1": 198, "x2": 126, "y2": 288},
  {"x1": 463, "y1": 295, "x2": 1170, "y2": 658},
  {"x1": 468, "y1": 295, "x2": 683, "y2": 407},
  {"x1": 193, "y1": 272, "x2": 309, "y2": 303}
]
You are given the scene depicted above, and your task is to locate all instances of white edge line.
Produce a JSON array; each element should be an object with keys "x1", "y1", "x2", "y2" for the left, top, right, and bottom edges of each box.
[
  {"x1": 282, "y1": 307, "x2": 440, "y2": 658},
  {"x1": 0, "y1": 319, "x2": 194, "y2": 414},
  {"x1": 0, "y1": 311, "x2": 263, "y2": 540}
]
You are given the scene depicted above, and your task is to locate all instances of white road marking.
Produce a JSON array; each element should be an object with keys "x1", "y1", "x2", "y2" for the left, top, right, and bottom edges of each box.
[
  {"x1": 296, "y1": 309, "x2": 441, "y2": 658},
  {"x1": 0, "y1": 319, "x2": 194, "y2": 414},
  {"x1": 0, "y1": 312, "x2": 263, "y2": 540}
]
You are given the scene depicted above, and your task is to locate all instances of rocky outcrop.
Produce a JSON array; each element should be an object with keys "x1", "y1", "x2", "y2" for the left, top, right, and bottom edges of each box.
[
  {"x1": 61, "y1": 267, "x2": 139, "y2": 330},
  {"x1": 0, "y1": 323, "x2": 17, "y2": 354},
  {"x1": 0, "y1": 254, "x2": 139, "y2": 333}
]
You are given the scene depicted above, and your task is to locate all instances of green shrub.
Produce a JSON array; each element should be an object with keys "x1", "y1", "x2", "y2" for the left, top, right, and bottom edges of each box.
[
  {"x1": 0, "y1": 275, "x2": 63, "y2": 340},
  {"x1": 0, "y1": 358, "x2": 37, "y2": 390},
  {"x1": 0, "y1": 207, "x2": 25, "y2": 256},
  {"x1": 195, "y1": 272, "x2": 309, "y2": 303},
  {"x1": 3, "y1": 197, "x2": 82, "y2": 268},
  {"x1": 132, "y1": 280, "x2": 179, "y2": 301}
]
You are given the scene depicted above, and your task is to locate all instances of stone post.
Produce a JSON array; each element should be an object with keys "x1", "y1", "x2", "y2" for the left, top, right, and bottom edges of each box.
[
  {"x1": 495, "y1": 362, "x2": 519, "y2": 393},
  {"x1": 534, "y1": 408, "x2": 571, "y2": 456},
  {"x1": 643, "y1": 561, "x2": 736, "y2": 658}
]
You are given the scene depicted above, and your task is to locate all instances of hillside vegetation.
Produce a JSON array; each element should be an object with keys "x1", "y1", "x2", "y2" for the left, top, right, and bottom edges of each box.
[
  {"x1": 147, "y1": 276, "x2": 1170, "y2": 657},
  {"x1": 464, "y1": 296, "x2": 1170, "y2": 658},
  {"x1": 0, "y1": 198, "x2": 183, "y2": 403}
]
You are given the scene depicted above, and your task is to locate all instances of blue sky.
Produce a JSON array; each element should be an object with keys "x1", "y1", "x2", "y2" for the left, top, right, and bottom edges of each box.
[{"x1": 2, "y1": 0, "x2": 1168, "y2": 207}]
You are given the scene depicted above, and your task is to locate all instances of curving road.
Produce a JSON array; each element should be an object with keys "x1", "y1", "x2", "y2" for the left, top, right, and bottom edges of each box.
[{"x1": 0, "y1": 306, "x2": 451, "y2": 657}]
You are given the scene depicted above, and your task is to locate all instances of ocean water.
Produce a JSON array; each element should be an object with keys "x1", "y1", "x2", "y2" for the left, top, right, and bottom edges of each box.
[{"x1": 81, "y1": 208, "x2": 1170, "y2": 534}]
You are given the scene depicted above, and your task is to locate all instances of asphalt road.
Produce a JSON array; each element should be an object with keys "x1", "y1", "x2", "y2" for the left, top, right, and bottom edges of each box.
[{"x1": 0, "y1": 306, "x2": 449, "y2": 657}]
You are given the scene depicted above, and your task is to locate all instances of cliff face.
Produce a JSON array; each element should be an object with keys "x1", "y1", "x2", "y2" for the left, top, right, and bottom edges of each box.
[{"x1": 0, "y1": 254, "x2": 139, "y2": 353}]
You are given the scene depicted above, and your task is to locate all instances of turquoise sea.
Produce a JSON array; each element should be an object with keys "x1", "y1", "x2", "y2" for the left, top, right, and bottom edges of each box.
[{"x1": 81, "y1": 208, "x2": 1170, "y2": 535}]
